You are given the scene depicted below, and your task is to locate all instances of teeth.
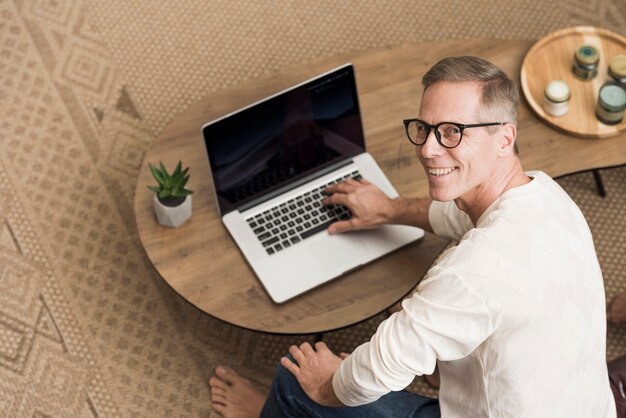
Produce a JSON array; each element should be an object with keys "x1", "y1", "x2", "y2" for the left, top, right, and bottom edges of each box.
[{"x1": 429, "y1": 167, "x2": 456, "y2": 176}]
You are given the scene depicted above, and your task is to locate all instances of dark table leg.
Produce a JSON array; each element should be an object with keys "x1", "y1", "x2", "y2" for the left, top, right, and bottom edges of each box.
[{"x1": 592, "y1": 169, "x2": 606, "y2": 198}]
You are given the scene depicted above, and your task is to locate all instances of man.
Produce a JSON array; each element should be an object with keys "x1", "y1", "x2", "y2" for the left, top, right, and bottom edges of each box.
[{"x1": 209, "y1": 56, "x2": 615, "y2": 417}]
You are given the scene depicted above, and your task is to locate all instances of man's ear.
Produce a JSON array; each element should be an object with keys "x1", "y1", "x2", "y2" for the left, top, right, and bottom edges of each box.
[{"x1": 498, "y1": 123, "x2": 517, "y2": 156}]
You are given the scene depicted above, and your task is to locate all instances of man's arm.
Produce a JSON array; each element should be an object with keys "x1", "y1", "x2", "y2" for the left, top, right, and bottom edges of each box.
[
  {"x1": 333, "y1": 274, "x2": 494, "y2": 406},
  {"x1": 323, "y1": 178, "x2": 433, "y2": 234}
]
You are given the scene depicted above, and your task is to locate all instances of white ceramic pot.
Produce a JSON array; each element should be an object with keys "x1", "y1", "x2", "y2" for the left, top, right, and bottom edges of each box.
[{"x1": 153, "y1": 194, "x2": 192, "y2": 228}]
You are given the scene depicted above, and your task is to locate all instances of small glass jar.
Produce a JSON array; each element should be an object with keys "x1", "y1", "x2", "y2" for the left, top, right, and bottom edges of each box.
[
  {"x1": 572, "y1": 44, "x2": 599, "y2": 80},
  {"x1": 608, "y1": 55, "x2": 626, "y2": 86},
  {"x1": 595, "y1": 82, "x2": 626, "y2": 125},
  {"x1": 543, "y1": 80, "x2": 571, "y2": 117}
]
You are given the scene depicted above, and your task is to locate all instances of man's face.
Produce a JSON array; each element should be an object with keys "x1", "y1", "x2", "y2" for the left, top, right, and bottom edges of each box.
[{"x1": 417, "y1": 81, "x2": 504, "y2": 204}]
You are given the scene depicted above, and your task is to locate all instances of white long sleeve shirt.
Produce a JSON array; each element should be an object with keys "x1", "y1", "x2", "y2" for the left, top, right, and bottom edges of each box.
[{"x1": 333, "y1": 171, "x2": 615, "y2": 417}]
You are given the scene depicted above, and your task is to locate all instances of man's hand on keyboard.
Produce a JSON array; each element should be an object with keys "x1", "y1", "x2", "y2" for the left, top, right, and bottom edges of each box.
[{"x1": 323, "y1": 178, "x2": 394, "y2": 234}]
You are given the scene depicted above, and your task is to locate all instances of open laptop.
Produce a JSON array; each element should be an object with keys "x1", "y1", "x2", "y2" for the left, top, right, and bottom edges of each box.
[{"x1": 201, "y1": 63, "x2": 424, "y2": 303}]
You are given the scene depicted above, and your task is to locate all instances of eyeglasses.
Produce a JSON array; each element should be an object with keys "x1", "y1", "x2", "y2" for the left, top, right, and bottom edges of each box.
[{"x1": 403, "y1": 119, "x2": 506, "y2": 149}]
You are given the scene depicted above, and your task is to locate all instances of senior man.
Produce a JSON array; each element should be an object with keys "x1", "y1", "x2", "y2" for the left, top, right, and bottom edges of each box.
[{"x1": 209, "y1": 56, "x2": 615, "y2": 417}]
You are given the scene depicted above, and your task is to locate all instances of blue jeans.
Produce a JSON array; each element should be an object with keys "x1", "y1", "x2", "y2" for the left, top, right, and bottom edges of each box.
[{"x1": 260, "y1": 358, "x2": 440, "y2": 418}]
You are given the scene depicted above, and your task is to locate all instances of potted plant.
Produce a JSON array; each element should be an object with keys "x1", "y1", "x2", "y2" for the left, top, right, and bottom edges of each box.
[{"x1": 148, "y1": 161, "x2": 193, "y2": 228}]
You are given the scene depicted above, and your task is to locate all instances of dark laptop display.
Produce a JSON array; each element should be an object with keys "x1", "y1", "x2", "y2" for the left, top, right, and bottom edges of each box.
[
  {"x1": 202, "y1": 65, "x2": 365, "y2": 214},
  {"x1": 200, "y1": 64, "x2": 424, "y2": 303}
]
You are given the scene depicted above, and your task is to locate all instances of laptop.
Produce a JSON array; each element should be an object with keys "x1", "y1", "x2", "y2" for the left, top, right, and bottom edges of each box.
[{"x1": 201, "y1": 63, "x2": 424, "y2": 303}]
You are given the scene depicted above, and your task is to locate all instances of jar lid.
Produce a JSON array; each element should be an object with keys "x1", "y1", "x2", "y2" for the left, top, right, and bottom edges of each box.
[
  {"x1": 575, "y1": 45, "x2": 599, "y2": 65},
  {"x1": 599, "y1": 82, "x2": 626, "y2": 112},
  {"x1": 609, "y1": 55, "x2": 626, "y2": 77},
  {"x1": 544, "y1": 80, "x2": 571, "y2": 103}
]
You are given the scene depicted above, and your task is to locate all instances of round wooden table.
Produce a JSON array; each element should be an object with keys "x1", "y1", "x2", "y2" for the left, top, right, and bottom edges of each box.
[{"x1": 134, "y1": 38, "x2": 626, "y2": 334}]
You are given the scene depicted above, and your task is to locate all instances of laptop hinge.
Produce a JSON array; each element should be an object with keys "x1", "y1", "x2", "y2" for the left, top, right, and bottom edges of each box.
[{"x1": 235, "y1": 158, "x2": 355, "y2": 214}]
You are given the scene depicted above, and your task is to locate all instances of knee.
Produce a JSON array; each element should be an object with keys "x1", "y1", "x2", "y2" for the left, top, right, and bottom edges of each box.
[
  {"x1": 264, "y1": 355, "x2": 317, "y2": 417},
  {"x1": 272, "y1": 354, "x2": 302, "y2": 397}
]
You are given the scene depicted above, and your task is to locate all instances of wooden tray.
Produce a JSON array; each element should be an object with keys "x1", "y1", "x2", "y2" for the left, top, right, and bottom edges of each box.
[{"x1": 520, "y1": 26, "x2": 626, "y2": 138}]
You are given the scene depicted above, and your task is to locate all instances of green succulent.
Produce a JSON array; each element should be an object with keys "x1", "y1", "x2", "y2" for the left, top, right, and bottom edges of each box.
[{"x1": 147, "y1": 161, "x2": 193, "y2": 200}]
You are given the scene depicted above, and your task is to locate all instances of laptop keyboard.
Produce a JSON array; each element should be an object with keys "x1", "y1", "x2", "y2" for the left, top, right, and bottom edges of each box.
[{"x1": 246, "y1": 171, "x2": 362, "y2": 255}]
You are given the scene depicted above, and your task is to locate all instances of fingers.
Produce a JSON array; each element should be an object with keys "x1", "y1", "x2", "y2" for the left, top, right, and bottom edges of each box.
[
  {"x1": 300, "y1": 342, "x2": 315, "y2": 355},
  {"x1": 325, "y1": 178, "x2": 362, "y2": 195},
  {"x1": 286, "y1": 341, "x2": 317, "y2": 366},
  {"x1": 281, "y1": 355, "x2": 301, "y2": 377},
  {"x1": 291, "y1": 342, "x2": 314, "y2": 357},
  {"x1": 288, "y1": 344, "x2": 305, "y2": 364},
  {"x1": 311, "y1": 341, "x2": 348, "y2": 359},
  {"x1": 322, "y1": 192, "x2": 348, "y2": 207},
  {"x1": 327, "y1": 219, "x2": 357, "y2": 235},
  {"x1": 314, "y1": 341, "x2": 329, "y2": 353}
]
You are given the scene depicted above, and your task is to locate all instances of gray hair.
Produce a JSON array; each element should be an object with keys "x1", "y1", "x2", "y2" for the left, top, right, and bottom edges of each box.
[{"x1": 422, "y1": 56, "x2": 519, "y2": 153}]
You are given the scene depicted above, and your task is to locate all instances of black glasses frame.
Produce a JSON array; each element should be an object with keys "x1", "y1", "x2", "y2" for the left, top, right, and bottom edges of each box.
[{"x1": 403, "y1": 119, "x2": 506, "y2": 149}]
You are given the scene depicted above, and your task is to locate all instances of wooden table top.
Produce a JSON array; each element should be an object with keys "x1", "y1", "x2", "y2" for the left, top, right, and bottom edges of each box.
[{"x1": 134, "y1": 38, "x2": 626, "y2": 334}]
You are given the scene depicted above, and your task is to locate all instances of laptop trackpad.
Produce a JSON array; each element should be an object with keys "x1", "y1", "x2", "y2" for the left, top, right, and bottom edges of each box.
[{"x1": 311, "y1": 234, "x2": 367, "y2": 274}]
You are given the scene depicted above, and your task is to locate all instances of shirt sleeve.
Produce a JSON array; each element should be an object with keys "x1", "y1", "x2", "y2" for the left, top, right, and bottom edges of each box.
[
  {"x1": 332, "y1": 272, "x2": 494, "y2": 406},
  {"x1": 428, "y1": 200, "x2": 474, "y2": 241}
]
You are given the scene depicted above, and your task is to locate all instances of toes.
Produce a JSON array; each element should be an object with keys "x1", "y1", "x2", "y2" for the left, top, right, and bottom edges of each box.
[
  {"x1": 210, "y1": 386, "x2": 227, "y2": 397},
  {"x1": 208, "y1": 367, "x2": 266, "y2": 418},
  {"x1": 209, "y1": 375, "x2": 230, "y2": 391},
  {"x1": 212, "y1": 402, "x2": 226, "y2": 415},
  {"x1": 211, "y1": 392, "x2": 227, "y2": 404},
  {"x1": 216, "y1": 365, "x2": 253, "y2": 388},
  {"x1": 215, "y1": 365, "x2": 238, "y2": 384}
]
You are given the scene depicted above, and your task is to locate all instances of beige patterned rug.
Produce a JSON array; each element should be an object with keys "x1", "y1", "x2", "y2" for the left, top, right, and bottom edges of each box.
[{"x1": 1, "y1": 0, "x2": 625, "y2": 416}]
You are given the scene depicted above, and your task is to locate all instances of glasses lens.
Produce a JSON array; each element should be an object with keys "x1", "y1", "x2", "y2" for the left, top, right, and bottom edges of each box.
[
  {"x1": 407, "y1": 120, "x2": 429, "y2": 144},
  {"x1": 437, "y1": 123, "x2": 462, "y2": 148}
]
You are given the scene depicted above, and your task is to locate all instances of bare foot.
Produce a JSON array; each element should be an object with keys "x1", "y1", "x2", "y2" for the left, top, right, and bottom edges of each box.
[
  {"x1": 209, "y1": 365, "x2": 266, "y2": 418},
  {"x1": 608, "y1": 292, "x2": 626, "y2": 325}
]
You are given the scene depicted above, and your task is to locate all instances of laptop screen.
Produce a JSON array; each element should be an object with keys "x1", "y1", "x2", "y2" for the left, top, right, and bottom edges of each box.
[{"x1": 202, "y1": 64, "x2": 365, "y2": 214}]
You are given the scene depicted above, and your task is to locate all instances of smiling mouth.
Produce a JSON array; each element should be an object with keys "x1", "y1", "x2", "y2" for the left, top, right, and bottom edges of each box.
[{"x1": 428, "y1": 167, "x2": 457, "y2": 176}]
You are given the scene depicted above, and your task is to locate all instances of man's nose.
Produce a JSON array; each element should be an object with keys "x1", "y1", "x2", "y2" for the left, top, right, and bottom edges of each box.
[{"x1": 418, "y1": 129, "x2": 444, "y2": 158}]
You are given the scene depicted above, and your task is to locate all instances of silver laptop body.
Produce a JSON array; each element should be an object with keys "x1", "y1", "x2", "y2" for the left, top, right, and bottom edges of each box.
[{"x1": 201, "y1": 64, "x2": 424, "y2": 303}]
